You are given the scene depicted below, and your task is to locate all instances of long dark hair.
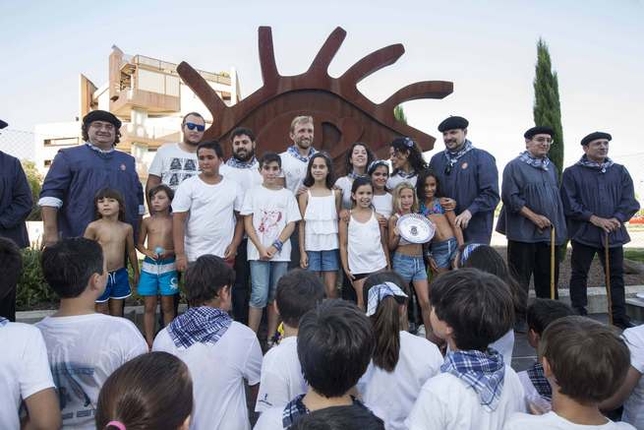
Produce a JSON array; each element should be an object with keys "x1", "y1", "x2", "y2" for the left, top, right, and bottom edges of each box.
[
  {"x1": 344, "y1": 142, "x2": 375, "y2": 176},
  {"x1": 363, "y1": 271, "x2": 409, "y2": 372},
  {"x1": 350, "y1": 176, "x2": 373, "y2": 208},
  {"x1": 94, "y1": 188, "x2": 126, "y2": 222},
  {"x1": 416, "y1": 168, "x2": 443, "y2": 202},
  {"x1": 390, "y1": 137, "x2": 427, "y2": 174},
  {"x1": 303, "y1": 152, "x2": 335, "y2": 189}
]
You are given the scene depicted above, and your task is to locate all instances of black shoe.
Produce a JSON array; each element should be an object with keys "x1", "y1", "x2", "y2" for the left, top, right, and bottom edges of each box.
[
  {"x1": 613, "y1": 319, "x2": 636, "y2": 330},
  {"x1": 573, "y1": 306, "x2": 588, "y2": 316}
]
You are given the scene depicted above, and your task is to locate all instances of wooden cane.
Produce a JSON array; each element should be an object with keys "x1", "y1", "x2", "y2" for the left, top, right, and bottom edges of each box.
[
  {"x1": 550, "y1": 225, "x2": 556, "y2": 300},
  {"x1": 604, "y1": 232, "x2": 614, "y2": 326}
]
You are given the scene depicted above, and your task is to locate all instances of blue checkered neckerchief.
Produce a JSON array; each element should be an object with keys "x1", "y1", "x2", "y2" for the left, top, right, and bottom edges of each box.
[
  {"x1": 281, "y1": 394, "x2": 365, "y2": 428},
  {"x1": 576, "y1": 155, "x2": 614, "y2": 174},
  {"x1": 527, "y1": 361, "x2": 552, "y2": 400},
  {"x1": 167, "y1": 306, "x2": 232, "y2": 349},
  {"x1": 287, "y1": 145, "x2": 317, "y2": 163},
  {"x1": 347, "y1": 171, "x2": 368, "y2": 180},
  {"x1": 0, "y1": 317, "x2": 7, "y2": 327},
  {"x1": 225, "y1": 156, "x2": 258, "y2": 169},
  {"x1": 519, "y1": 151, "x2": 550, "y2": 171},
  {"x1": 443, "y1": 139, "x2": 473, "y2": 168},
  {"x1": 366, "y1": 282, "x2": 408, "y2": 317},
  {"x1": 441, "y1": 347, "x2": 505, "y2": 412}
]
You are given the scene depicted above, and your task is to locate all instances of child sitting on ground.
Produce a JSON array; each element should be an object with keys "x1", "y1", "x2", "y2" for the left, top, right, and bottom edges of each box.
[
  {"x1": 255, "y1": 269, "x2": 325, "y2": 413},
  {"x1": 504, "y1": 316, "x2": 634, "y2": 430},
  {"x1": 518, "y1": 298, "x2": 573, "y2": 411},
  {"x1": 153, "y1": 254, "x2": 262, "y2": 430},
  {"x1": 84, "y1": 187, "x2": 139, "y2": 317},
  {"x1": 254, "y1": 299, "x2": 378, "y2": 429},
  {"x1": 136, "y1": 184, "x2": 179, "y2": 348},
  {"x1": 407, "y1": 269, "x2": 525, "y2": 430},
  {"x1": 0, "y1": 238, "x2": 60, "y2": 430},
  {"x1": 96, "y1": 351, "x2": 193, "y2": 430},
  {"x1": 36, "y1": 237, "x2": 147, "y2": 429}
]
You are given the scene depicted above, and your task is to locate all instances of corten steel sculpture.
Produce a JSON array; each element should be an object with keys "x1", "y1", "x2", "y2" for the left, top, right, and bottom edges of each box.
[{"x1": 177, "y1": 26, "x2": 453, "y2": 172}]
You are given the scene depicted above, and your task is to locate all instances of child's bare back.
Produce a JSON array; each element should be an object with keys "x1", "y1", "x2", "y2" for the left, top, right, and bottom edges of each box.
[{"x1": 85, "y1": 219, "x2": 133, "y2": 271}]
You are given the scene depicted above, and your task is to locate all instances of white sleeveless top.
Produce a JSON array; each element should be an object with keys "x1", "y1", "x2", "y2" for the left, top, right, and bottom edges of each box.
[
  {"x1": 348, "y1": 210, "x2": 387, "y2": 274},
  {"x1": 303, "y1": 190, "x2": 338, "y2": 251},
  {"x1": 372, "y1": 192, "x2": 393, "y2": 219}
]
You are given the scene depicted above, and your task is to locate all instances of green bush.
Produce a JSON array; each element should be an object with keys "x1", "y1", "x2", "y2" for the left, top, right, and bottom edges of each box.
[{"x1": 16, "y1": 247, "x2": 58, "y2": 310}]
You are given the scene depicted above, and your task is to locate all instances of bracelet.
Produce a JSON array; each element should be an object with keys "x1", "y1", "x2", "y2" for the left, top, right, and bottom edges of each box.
[{"x1": 272, "y1": 239, "x2": 284, "y2": 252}]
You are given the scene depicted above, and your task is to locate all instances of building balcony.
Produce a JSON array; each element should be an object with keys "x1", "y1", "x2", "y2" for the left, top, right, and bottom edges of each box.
[{"x1": 110, "y1": 88, "x2": 180, "y2": 117}]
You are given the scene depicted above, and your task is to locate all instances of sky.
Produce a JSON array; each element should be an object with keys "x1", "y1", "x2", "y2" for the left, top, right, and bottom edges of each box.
[{"x1": 1, "y1": 0, "x2": 643, "y2": 188}]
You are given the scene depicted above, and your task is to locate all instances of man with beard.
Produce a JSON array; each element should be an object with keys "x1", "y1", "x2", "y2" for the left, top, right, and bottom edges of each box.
[
  {"x1": 146, "y1": 112, "x2": 205, "y2": 199},
  {"x1": 280, "y1": 116, "x2": 318, "y2": 269},
  {"x1": 220, "y1": 127, "x2": 262, "y2": 324},
  {"x1": 428, "y1": 116, "x2": 499, "y2": 244}
]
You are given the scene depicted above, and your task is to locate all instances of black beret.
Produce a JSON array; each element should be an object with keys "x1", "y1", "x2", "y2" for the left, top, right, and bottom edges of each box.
[
  {"x1": 581, "y1": 131, "x2": 611, "y2": 146},
  {"x1": 82, "y1": 110, "x2": 122, "y2": 129},
  {"x1": 0, "y1": 119, "x2": 7, "y2": 129},
  {"x1": 438, "y1": 116, "x2": 469, "y2": 132},
  {"x1": 524, "y1": 126, "x2": 554, "y2": 139}
]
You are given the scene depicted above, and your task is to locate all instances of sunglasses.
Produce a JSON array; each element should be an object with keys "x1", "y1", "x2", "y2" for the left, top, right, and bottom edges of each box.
[{"x1": 185, "y1": 122, "x2": 205, "y2": 132}]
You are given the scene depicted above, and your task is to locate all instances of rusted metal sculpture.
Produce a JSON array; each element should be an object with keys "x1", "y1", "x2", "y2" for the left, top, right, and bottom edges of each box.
[{"x1": 177, "y1": 26, "x2": 453, "y2": 172}]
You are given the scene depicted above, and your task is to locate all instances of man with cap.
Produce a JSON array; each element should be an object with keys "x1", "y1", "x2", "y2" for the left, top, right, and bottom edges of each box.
[
  {"x1": 39, "y1": 110, "x2": 144, "y2": 245},
  {"x1": 561, "y1": 131, "x2": 639, "y2": 329},
  {"x1": 496, "y1": 126, "x2": 567, "y2": 309},
  {"x1": 428, "y1": 116, "x2": 499, "y2": 244}
]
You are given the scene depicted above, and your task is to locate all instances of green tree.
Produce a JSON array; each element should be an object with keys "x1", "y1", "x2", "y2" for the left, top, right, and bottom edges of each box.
[
  {"x1": 533, "y1": 38, "x2": 564, "y2": 180},
  {"x1": 20, "y1": 160, "x2": 42, "y2": 221},
  {"x1": 394, "y1": 105, "x2": 407, "y2": 124}
]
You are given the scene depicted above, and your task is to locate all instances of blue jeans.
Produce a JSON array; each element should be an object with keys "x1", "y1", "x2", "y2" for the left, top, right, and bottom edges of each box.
[
  {"x1": 430, "y1": 237, "x2": 458, "y2": 269},
  {"x1": 392, "y1": 253, "x2": 427, "y2": 283},
  {"x1": 249, "y1": 260, "x2": 288, "y2": 308}
]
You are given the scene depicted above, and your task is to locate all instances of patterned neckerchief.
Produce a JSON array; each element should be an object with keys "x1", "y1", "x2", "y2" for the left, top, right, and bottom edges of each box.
[
  {"x1": 0, "y1": 316, "x2": 7, "y2": 327},
  {"x1": 86, "y1": 142, "x2": 115, "y2": 154},
  {"x1": 392, "y1": 169, "x2": 417, "y2": 179},
  {"x1": 527, "y1": 361, "x2": 552, "y2": 400},
  {"x1": 519, "y1": 151, "x2": 550, "y2": 171},
  {"x1": 443, "y1": 139, "x2": 473, "y2": 168},
  {"x1": 281, "y1": 394, "x2": 365, "y2": 428},
  {"x1": 167, "y1": 306, "x2": 232, "y2": 349},
  {"x1": 225, "y1": 156, "x2": 258, "y2": 169},
  {"x1": 347, "y1": 171, "x2": 368, "y2": 180},
  {"x1": 287, "y1": 145, "x2": 317, "y2": 163},
  {"x1": 576, "y1": 154, "x2": 614, "y2": 174},
  {"x1": 441, "y1": 347, "x2": 506, "y2": 411}
]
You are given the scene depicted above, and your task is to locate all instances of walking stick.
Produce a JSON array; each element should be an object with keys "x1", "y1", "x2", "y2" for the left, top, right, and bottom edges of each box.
[
  {"x1": 550, "y1": 225, "x2": 556, "y2": 300},
  {"x1": 604, "y1": 232, "x2": 614, "y2": 326}
]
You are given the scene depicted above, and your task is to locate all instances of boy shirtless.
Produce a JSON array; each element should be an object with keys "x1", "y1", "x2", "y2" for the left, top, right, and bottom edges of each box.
[{"x1": 84, "y1": 188, "x2": 139, "y2": 316}]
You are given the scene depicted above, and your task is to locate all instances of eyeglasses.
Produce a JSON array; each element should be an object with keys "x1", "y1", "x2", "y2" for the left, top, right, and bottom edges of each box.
[
  {"x1": 533, "y1": 137, "x2": 554, "y2": 145},
  {"x1": 185, "y1": 122, "x2": 205, "y2": 132},
  {"x1": 90, "y1": 122, "x2": 115, "y2": 131}
]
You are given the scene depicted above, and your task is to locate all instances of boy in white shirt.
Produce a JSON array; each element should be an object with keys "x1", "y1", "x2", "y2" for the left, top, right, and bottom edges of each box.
[
  {"x1": 172, "y1": 140, "x2": 244, "y2": 271},
  {"x1": 407, "y1": 269, "x2": 525, "y2": 430},
  {"x1": 518, "y1": 299, "x2": 573, "y2": 411},
  {"x1": 255, "y1": 269, "x2": 325, "y2": 412},
  {"x1": 0, "y1": 238, "x2": 60, "y2": 430},
  {"x1": 36, "y1": 237, "x2": 147, "y2": 429},
  {"x1": 242, "y1": 152, "x2": 301, "y2": 341},
  {"x1": 153, "y1": 254, "x2": 263, "y2": 430},
  {"x1": 505, "y1": 316, "x2": 634, "y2": 430}
]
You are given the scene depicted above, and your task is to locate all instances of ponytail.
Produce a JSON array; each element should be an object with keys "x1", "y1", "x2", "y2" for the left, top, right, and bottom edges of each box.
[{"x1": 371, "y1": 296, "x2": 401, "y2": 372}]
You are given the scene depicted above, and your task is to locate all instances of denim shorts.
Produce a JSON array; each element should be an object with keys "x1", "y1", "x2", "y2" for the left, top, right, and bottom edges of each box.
[
  {"x1": 249, "y1": 260, "x2": 288, "y2": 308},
  {"x1": 307, "y1": 249, "x2": 340, "y2": 272},
  {"x1": 392, "y1": 253, "x2": 427, "y2": 283},
  {"x1": 430, "y1": 237, "x2": 458, "y2": 269}
]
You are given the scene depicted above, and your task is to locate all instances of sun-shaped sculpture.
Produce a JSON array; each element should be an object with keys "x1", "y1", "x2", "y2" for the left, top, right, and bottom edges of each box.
[{"x1": 177, "y1": 26, "x2": 453, "y2": 172}]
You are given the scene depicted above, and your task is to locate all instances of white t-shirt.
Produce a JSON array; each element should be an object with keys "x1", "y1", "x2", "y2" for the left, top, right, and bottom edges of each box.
[
  {"x1": 334, "y1": 176, "x2": 354, "y2": 209},
  {"x1": 148, "y1": 143, "x2": 199, "y2": 190},
  {"x1": 387, "y1": 172, "x2": 418, "y2": 190},
  {"x1": 0, "y1": 322, "x2": 55, "y2": 430},
  {"x1": 253, "y1": 405, "x2": 284, "y2": 430},
  {"x1": 280, "y1": 151, "x2": 310, "y2": 195},
  {"x1": 36, "y1": 314, "x2": 147, "y2": 430},
  {"x1": 255, "y1": 336, "x2": 307, "y2": 413},
  {"x1": 503, "y1": 411, "x2": 635, "y2": 430},
  {"x1": 373, "y1": 192, "x2": 393, "y2": 219},
  {"x1": 357, "y1": 331, "x2": 443, "y2": 430},
  {"x1": 241, "y1": 185, "x2": 301, "y2": 262},
  {"x1": 621, "y1": 325, "x2": 644, "y2": 427},
  {"x1": 153, "y1": 321, "x2": 263, "y2": 430},
  {"x1": 516, "y1": 369, "x2": 548, "y2": 411},
  {"x1": 406, "y1": 365, "x2": 525, "y2": 430},
  {"x1": 220, "y1": 161, "x2": 263, "y2": 202},
  {"x1": 490, "y1": 329, "x2": 514, "y2": 366},
  {"x1": 172, "y1": 175, "x2": 242, "y2": 261}
]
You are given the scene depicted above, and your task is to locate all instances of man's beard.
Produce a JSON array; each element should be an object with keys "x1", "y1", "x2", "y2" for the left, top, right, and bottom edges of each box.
[{"x1": 234, "y1": 149, "x2": 255, "y2": 162}]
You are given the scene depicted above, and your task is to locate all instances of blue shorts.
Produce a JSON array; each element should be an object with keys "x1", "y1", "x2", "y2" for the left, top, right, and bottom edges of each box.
[
  {"x1": 138, "y1": 257, "x2": 179, "y2": 296},
  {"x1": 392, "y1": 253, "x2": 427, "y2": 282},
  {"x1": 97, "y1": 267, "x2": 131, "y2": 303},
  {"x1": 306, "y1": 249, "x2": 340, "y2": 272},
  {"x1": 430, "y1": 237, "x2": 458, "y2": 269},
  {"x1": 249, "y1": 261, "x2": 288, "y2": 308}
]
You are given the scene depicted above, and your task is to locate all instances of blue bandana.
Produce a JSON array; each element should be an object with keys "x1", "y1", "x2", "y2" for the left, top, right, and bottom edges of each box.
[
  {"x1": 527, "y1": 361, "x2": 552, "y2": 400},
  {"x1": 282, "y1": 394, "x2": 365, "y2": 428},
  {"x1": 576, "y1": 155, "x2": 614, "y2": 174},
  {"x1": 167, "y1": 306, "x2": 232, "y2": 349},
  {"x1": 444, "y1": 139, "x2": 473, "y2": 168},
  {"x1": 366, "y1": 282, "x2": 408, "y2": 317},
  {"x1": 519, "y1": 151, "x2": 550, "y2": 171},
  {"x1": 287, "y1": 145, "x2": 317, "y2": 163},
  {"x1": 225, "y1": 156, "x2": 258, "y2": 169},
  {"x1": 0, "y1": 317, "x2": 7, "y2": 327},
  {"x1": 441, "y1": 348, "x2": 505, "y2": 411},
  {"x1": 459, "y1": 243, "x2": 484, "y2": 266}
]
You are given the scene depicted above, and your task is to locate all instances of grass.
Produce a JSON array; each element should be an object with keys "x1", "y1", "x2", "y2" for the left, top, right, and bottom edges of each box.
[{"x1": 625, "y1": 249, "x2": 644, "y2": 263}]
